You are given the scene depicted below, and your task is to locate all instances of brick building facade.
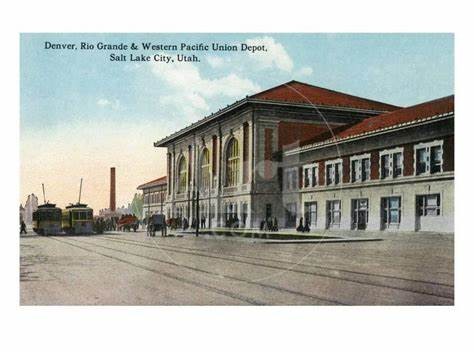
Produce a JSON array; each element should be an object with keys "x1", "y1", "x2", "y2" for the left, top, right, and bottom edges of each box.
[{"x1": 154, "y1": 81, "x2": 454, "y2": 234}]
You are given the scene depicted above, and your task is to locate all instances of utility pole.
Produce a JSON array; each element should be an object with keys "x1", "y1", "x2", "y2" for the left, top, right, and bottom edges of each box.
[{"x1": 42, "y1": 183, "x2": 46, "y2": 204}]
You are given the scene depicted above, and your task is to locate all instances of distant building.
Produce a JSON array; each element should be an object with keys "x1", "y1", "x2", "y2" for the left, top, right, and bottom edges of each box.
[
  {"x1": 98, "y1": 204, "x2": 132, "y2": 218},
  {"x1": 24, "y1": 194, "x2": 38, "y2": 225},
  {"x1": 137, "y1": 176, "x2": 167, "y2": 218}
]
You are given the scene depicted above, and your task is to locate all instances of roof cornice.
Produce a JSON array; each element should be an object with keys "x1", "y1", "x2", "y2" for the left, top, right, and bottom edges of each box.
[{"x1": 153, "y1": 99, "x2": 393, "y2": 147}]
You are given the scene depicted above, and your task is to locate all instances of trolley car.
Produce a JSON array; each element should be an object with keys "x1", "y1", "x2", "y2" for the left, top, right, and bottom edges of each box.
[
  {"x1": 32, "y1": 203, "x2": 62, "y2": 235},
  {"x1": 62, "y1": 203, "x2": 94, "y2": 235}
]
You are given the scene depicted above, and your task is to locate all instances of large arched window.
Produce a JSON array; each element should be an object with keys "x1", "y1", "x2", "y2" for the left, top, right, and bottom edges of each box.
[
  {"x1": 200, "y1": 148, "x2": 211, "y2": 191},
  {"x1": 226, "y1": 138, "x2": 240, "y2": 187},
  {"x1": 177, "y1": 156, "x2": 187, "y2": 193}
]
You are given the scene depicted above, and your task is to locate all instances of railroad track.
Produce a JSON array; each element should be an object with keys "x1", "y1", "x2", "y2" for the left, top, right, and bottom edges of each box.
[
  {"x1": 104, "y1": 235, "x2": 454, "y2": 285},
  {"x1": 98, "y1": 235, "x2": 454, "y2": 302},
  {"x1": 49, "y1": 236, "x2": 343, "y2": 305}
]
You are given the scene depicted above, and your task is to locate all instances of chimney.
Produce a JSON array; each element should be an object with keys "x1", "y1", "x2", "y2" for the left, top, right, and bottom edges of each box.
[{"x1": 110, "y1": 167, "x2": 116, "y2": 212}]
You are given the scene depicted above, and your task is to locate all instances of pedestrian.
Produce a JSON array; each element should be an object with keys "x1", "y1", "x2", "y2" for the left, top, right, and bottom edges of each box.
[
  {"x1": 20, "y1": 220, "x2": 27, "y2": 234},
  {"x1": 303, "y1": 218, "x2": 310, "y2": 233},
  {"x1": 296, "y1": 217, "x2": 304, "y2": 232}
]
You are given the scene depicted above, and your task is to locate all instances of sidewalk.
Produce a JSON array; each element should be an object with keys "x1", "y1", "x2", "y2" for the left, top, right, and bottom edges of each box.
[
  {"x1": 172, "y1": 228, "x2": 382, "y2": 244},
  {"x1": 167, "y1": 227, "x2": 453, "y2": 243}
]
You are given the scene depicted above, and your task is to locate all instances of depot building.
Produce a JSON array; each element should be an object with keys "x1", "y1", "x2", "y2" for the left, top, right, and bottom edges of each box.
[{"x1": 153, "y1": 81, "x2": 454, "y2": 234}]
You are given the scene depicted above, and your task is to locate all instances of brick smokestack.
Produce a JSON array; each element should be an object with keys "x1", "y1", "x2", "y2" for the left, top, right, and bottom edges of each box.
[{"x1": 110, "y1": 167, "x2": 116, "y2": 212}]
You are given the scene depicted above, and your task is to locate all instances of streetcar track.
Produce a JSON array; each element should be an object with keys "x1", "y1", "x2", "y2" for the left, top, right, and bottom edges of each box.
[
  {"x1": 98, "y1": 235, "x2": 453, "y2": 301},
  {"x1": 68, "y1": 237, "x2": 344, "y2": 305},
  {"x1": 104, "y1": 235, "x2": 454, "y2": 287},
  {"x1": 48, "y1": 237, "x2": 265, "y2": 305},
  {"x1": 102, "y1": 234, "x2": 454, "y2": 279}
]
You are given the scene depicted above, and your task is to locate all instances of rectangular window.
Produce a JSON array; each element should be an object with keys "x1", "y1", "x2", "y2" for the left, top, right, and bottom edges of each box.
[
  {"x1": 351, "y1": 155, "x2": 370, "y2": 182},
  {"x1": 393, "y1": 152, "x2": 402, "y2": 177},
  {"x1": 351, "y1": 199, "x2": 369, "y2": 230},
  {"x1": 304, "y1": 168, "x2": 310, "y2": 187},
  {"x1": 335, "y1": 163, "x2": 341, "y2": 184},
  {"x1": 303, "y1": 164, "x2": 318, "y2": 188},
  {"x1": 381, "y1": 197, "x2": 401, "y2": 228},
  {"x1": 311, "y1": 166, "x2": 318, "y2": 186},
  {"x1": 417, "y1": 194, "x2": 441, "y2": 216},
  {"x1": 381, "y1": 154, "x2": 390, "y2": 179},
  {"x1": 351, "y1": 159, "x2": 360, "y2": 182},
  {"x1": 415, "y1": 141, "x2": 443, "y2": 175},
  {"x1": 326, "y1": 164, "x2": 334, "y2": 185},
  {"x1": 284, "y1": 168, "x2": 299, "y2": 191},
  {"x1": 327, "y1": 200, "x2": 341, "y2": 228},
  {"x1": 416, "y1": 148, "x2": 429, "y2": 175},
  {"x1": 362, "y1": 158, "x2": 370, "y2": 181},
  {"x1": 430, "y1": 146, "x2": 442, "y2": 173},
  {"x1": 380, "y1": 148, "x2": 404, "y2": 179},
  {"x1": 326, "y1": 160, "x2": 342, "y2": 186}
]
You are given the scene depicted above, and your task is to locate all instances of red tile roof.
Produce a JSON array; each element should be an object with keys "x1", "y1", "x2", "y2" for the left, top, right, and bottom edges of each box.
[
  {"x1": 286, "y1": 95, "x2": 454, "y2": 154},
  {"x1": 155, "y1": 80, "x2": 403, "y2": 147},
  {"x1": 335, "y1": 95, "x2": 454, "y2": 140},
  {"x1": 251, "y1": 80, "x2": 401, "y2": 112},
  {"x1": 137, "y1": 176, "x2": 167, "y2": 190}
]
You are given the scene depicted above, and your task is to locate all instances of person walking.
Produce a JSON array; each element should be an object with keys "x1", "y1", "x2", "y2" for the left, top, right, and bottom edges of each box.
[{"x1": 20, "y1": 220, "x2": 27, "y2": 234}]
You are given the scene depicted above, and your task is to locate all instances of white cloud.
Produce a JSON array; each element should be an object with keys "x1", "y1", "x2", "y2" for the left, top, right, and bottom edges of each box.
[
  {"x1": 97, "y1": 98, "x2": 121, "y2": 109},
  {"x1": 244, "y1": 36, "x2": 294, "y2": 72},
  {"x1": 159, "y1": 93, "x2": 209, "y2": 112},
  {"x1": 97, "y1": 98, "x2": 111, "y2": 106},
  {"x1": 295, "y1": 66, "x2": 314, "y2": 77},
  {"x1": 206, "y1": 55, "x2": 225, "y2": 68},
  {"x1": 149, "y1": 37, "x2": 312, "y2": 122},
  {"x1": 150, "y1": 57, "x2": 261, "y2": 121}
]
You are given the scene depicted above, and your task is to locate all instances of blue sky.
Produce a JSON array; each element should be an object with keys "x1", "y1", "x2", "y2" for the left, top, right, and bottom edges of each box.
[{"x1": 20, "y1": 33, "x2": 454, "y2": 210}]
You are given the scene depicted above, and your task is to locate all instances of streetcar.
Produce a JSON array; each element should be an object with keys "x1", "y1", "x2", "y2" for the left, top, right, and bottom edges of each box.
[
  {"x1": 61, "y1": 178, "x2": 94, "y2": 235},
  {"x1": 32, "y1": 203, "x2": 62, "y2": 235},
  {"x1": 62, "y1": 203, "x2": 94, "y2": 235}
]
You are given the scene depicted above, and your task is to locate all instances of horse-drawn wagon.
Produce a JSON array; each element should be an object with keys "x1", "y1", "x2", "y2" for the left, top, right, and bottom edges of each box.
[{"x1": 147, "y1": 214, "x2": 167, "y2": 237}]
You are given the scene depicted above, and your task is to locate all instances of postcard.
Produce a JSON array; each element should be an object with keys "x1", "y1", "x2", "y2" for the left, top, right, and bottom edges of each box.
[{"x1": 20, "y1": 33, "x2": 454, "y2": 306}]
